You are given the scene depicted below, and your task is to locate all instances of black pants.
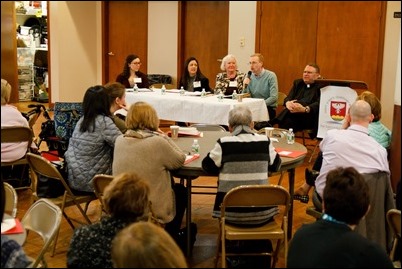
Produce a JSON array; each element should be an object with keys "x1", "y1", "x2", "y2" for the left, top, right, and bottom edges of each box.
[{"x1": 165, "y1": 183, "x2": 187, "y2": 236}]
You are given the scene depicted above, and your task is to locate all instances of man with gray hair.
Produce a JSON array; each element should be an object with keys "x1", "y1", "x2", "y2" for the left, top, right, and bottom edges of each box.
[
  {"x1": 313, "y1": 99, "x2": 390, "y2": 211},
  {"x1": 202, "y1": 105, "x2": 281, "y2": 225}
]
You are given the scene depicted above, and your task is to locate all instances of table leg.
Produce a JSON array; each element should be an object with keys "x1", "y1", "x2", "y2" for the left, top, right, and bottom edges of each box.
[
  {"x1": 185, "y1": 177, "x2": 192, "y2": 257},
  {"x1": 287, "y1": 168, "x2": 295, "y2": 239}
]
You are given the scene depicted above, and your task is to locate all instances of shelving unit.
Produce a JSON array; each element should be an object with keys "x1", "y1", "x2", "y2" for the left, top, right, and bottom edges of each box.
[{"x1": 17, "y1": 48, "x2": 35, "y2": 101}]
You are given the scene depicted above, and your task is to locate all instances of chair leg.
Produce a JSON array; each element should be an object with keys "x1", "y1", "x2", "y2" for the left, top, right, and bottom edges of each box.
[
  {"x1": 214, "y1": 229, "x2": 221, "y2": 268},
  {"x1": 271, "y1": 239, "x2": 281, "y2": 268},
  {"x1": 51, "y1": 226, "x2": 60, "y2": 257},
  {"x1": 308, "y1": 139, "x2": 320, "y2": 163},
  {"x1": 277, "y1": 171, "x2": 285, "y2": 186}
]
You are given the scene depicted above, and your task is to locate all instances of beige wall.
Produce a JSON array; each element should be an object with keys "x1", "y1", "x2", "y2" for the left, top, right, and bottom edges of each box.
[
  {"x1": 381, "y1": 1, "x2": 401, "y2": 128},
  {"x1": 49, "y1": 1, "x2": 400, "y2": 130}
]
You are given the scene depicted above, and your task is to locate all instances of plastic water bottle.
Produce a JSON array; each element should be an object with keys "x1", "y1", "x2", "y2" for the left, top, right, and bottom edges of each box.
[
  {"x1": 161, "y1": 84, "x2": 166, "y2": 95},
  {"x1": 201, "y1": 88, "x2": 206, "y2": 98},
  {"x1": 180, "y1": 86, "x2": 185, "y2": 96},
  {"x1": 133, "y1": 83, "x2": 139, "y2": 93},
  {"x1": 217, "y1": 89, "x2": 224, "y2": 102},
  {"x1": 287, "y1": 128, "x2": 295, "y2": 144},
  {"x1": 232, "y1": 89, "x2": 238, "y2": 100},
  {"x1": 191, "y1": 139, "x2": 200, "y2": 154}
]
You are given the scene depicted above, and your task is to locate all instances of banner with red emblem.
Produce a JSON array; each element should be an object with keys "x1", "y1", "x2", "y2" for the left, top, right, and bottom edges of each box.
[{"x1": 317, "y1": 86, "x2": 357, "y2": 139}]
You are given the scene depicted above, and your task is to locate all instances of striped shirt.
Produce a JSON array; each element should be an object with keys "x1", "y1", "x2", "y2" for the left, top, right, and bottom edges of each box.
[{"x1": 202, "y1": 125, "x2": 281, "y2": 225}]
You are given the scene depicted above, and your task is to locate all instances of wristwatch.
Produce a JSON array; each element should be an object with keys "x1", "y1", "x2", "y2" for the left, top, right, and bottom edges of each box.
[{"x1": 305, "y1": 106, "x2": 310, "y2": 113}]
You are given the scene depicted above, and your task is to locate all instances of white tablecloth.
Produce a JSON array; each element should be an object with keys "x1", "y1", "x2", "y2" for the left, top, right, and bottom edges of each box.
[{"x1": 119, "y1": 89, "x2": 269, "y2": 125}]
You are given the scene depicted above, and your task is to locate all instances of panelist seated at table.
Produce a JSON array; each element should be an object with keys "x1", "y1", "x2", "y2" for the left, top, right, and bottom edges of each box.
[
  {"x1": 116, "y1": 54, "x2": 150, "y2": 89},
  {"x1": 178, "y1": 56, "x2": 211, "y2": 92},
  {"x1": 202, "y1": 106, "x2": 282, "y2": 226},
  {"x1": 242, "y1": 53, "x2": 279, "y2": 126},
  {"x1": 269, "y1": 63, "x2": 321, "y2": 137},
  {"x1": 1, "y1": 180, "x2": 32, "y2": 268},
  {"x1": 214, "y1": 54, "x2": 245, "y2": 96}
]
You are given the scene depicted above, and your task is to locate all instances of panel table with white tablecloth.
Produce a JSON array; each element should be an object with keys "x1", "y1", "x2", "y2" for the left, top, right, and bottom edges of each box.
[{"x1": 120, "y1": 89, "x2": 269, "y2": 125}]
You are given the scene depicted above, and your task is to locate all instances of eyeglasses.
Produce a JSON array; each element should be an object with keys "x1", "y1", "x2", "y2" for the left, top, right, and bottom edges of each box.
[
  {"x1": 131, "y1": 62, "x2": 141, "y2": 65},
  {"x1": 303, "y1": 71, "x2": 316, "y2": 74},
  {"x1": 248, "y1": 61, "x2": 260, "y2": 65}
]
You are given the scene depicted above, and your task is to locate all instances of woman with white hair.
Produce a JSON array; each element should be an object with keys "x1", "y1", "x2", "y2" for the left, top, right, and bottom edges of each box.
[{"x1": 214, "y1": 54, "x2": 245, "y2": 95}]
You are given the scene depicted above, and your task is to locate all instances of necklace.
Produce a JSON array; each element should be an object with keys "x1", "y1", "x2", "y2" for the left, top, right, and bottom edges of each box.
[{"x1": 322, "y1": 213, "x2": 347, "y2": 225}]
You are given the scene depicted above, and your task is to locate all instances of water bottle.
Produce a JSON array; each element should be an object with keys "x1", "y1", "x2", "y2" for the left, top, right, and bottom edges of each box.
[
  {"x1": 232, "y1": 89, "x2": 238, "y2": 100},
  {"x1": 201, "y1": 88, "x2": 206, "y2": 98},
  {"x1": 180, "y1": 86, "x2": 185, "y2": 96},
  {"x1": 287, "y1": 128, "x2": 295, "y2": 144},
  {"x1": 161, "y1": 84, "x2": 166, "y2": 95},
  {"x1": 191, "y1": 139, "x2": 200, "y2": 154},
  {"x1": 217, "y1": 89, "x2": 224, "y2": 102},
  {"x1": 133, "y1": 83, "x2": 139, "y2": 93}
]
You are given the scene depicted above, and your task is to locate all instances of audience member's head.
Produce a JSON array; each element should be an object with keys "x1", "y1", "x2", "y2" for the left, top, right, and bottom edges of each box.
[
  {"x1": 125, "y1": 101, "x2": 159, "y2": 131},
  {"x1": 228, "y1": 105, "x2": 253, "y2": 131},
  {"x1": 103, "y1": 172, "x2": 150, "y2": 222},
  {"x1": 80, "y1": 85, "x2": 112, "y2": 132},
  {"x1": 323, "y1": 167, "x2": 370, "y2": 226},
  {"x1": 111, "y1": 222, "x2": 188, "y2": 268},
  {"x1": 349, "y1": 99, "x2": 374, "y2": 125},
  {"x1": 1, "y1": 79, "x2": 12, "y2": 105},
  {"x1": 103, "y1": 82, "x2": 127, "y2": 113},
  {"x1": 357, "y1": 90, "x2": 382, "y2": 122}
]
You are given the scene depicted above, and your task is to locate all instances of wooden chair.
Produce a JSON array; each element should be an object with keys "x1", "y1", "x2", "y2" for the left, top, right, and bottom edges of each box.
[
  {"x1": 92, "y1": 174, "x2": 114, "y2": 215},
  {"x1": 4, "y1": 182, "x2": 18, "y2": 218},
  {"x1": 21, "y1": 198, "x2": 62, "y2": 268},
  {"x1": 26, "y1": 152, "x2": 97, "y2": 256},
  {"x1": 215, "y1": 184, "x2": 290, "y2": 268},
  {"x1": 1, "y1": 126, "x2": 33, "y2": 190},
  {"x1": 386, "y1": 209, "x2": 401, "y2": 265}
]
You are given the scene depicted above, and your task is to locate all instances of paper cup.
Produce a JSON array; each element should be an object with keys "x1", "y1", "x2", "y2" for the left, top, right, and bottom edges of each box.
[
  {"x1": 170, "y1": 125, "x2": 179, "y2": 140},
  {"x1": 264, "y1": 127, "x2": 274, "y2": 137}
]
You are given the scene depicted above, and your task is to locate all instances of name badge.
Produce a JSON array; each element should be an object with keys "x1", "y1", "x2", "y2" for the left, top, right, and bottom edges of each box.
[
  {"x1": 134, "y1": 77, "x2": 142, "y2": 83},
  {"x1": 193, "y1": 81, "x2": 201, "y2": 88},
  {"x1": 229, "y1": 81, "x2": 238, "y2": 87}
]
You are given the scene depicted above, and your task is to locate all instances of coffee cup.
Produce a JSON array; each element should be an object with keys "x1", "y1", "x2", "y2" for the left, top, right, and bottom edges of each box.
[
  {"x1": 170, "y1": 125, "x2": 180, "y2": 140},
  {"x1": 264, "y1": 127, "x2": 274, "y2": 137}
]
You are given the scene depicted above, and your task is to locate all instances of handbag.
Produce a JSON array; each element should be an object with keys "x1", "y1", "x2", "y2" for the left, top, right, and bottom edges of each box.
[{"x1": 36, "y1": 161, "x2": 66, "y2": 198}]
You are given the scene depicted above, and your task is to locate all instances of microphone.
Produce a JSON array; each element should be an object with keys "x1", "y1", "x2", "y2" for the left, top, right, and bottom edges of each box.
[{"x1": 244, "y1": 71, "x2": 252, "y2": 89}]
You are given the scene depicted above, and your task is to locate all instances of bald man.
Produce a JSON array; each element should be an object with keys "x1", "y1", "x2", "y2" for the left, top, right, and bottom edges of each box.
[{"x1": 313, "y1": 100, "x2": 389, "y2": 211}]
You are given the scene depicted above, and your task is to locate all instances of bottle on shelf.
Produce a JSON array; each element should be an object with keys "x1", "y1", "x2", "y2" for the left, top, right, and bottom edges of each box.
[
  {"x1": 161, "y1": 84, "x2": 166, "y2": 95},
  {"x1": 191, "y1": 139, "x2": 200, "y2": 154},
  {"x1": 180, "y1": 86, "x2": 185, "y2": 96},
  {"x1": 287, "y1": 128, "x2": 295, "y2": 144}
]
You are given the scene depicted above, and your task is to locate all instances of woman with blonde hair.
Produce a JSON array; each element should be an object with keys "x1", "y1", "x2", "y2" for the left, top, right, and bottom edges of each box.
[
  {"x1": 112, "y1": 222, "x2": 188, "y2": 268},
  {"x1": 112, "y1": 101, "x2": 188, "y2": 243}
]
